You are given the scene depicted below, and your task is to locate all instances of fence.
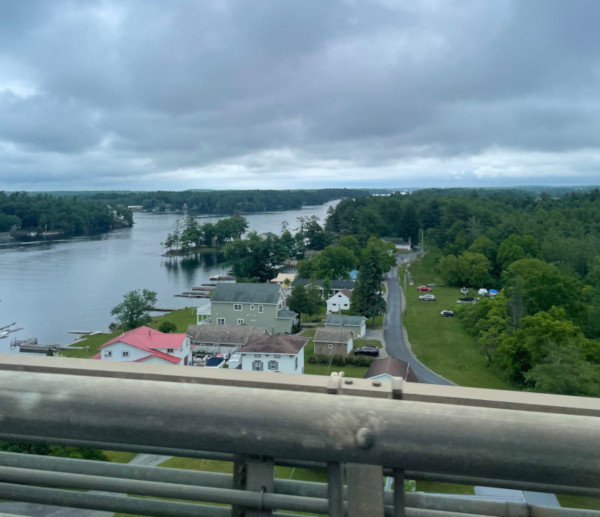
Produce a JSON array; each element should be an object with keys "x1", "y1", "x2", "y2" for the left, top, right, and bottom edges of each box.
[{"x1": 0, "y1": 353, "x2": 599, "y2": 516}]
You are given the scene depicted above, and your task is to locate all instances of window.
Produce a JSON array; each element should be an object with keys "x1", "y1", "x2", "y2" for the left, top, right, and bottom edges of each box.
[
  {"x1": 104, "y1": 351, "x2": 112, "y2": 358},
  {"x1": 268, "y1": 360, "x2": 279, "y2": 371},
  {"x1": 274, "y1": 354, "x2": 281, "y2": 358},
  {"x1": 250, "y1": 304, "x2": 255, "y2": 310},
  {"x1": 252, "y1": 360, "x2": 263, "y2": 371},
  {"x1": 258, "y1": 305, "x2": 263, "y2": 313},
  {"x1": 234, "y1": 304, "x2": 242, "y2": 311},
  {"x1": 295, "y1": 357, "x2": 298, "y2": 370},
  {"x1": 167, "y1": 348, "x2": 174, "y2": 353},
  {"x1": 122, "y1": 351, "x2": 130, "y2": 358},
  {"x1": 217, "y1": 318, "x2": 225, "y2": 325},
  {"x1": 237, "y1": 318, "x2": 244, "y2": 325}
]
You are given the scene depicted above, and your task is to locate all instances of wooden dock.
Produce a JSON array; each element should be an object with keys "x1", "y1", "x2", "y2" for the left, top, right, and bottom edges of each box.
[{"x1": 151, "y1": 307, "x2": 178, "y2": 312}]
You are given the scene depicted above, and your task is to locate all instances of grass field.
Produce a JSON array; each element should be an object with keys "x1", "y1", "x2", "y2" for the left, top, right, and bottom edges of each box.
[{"x1": 402, "y1": 251, "x2": 512, "y2": 390}]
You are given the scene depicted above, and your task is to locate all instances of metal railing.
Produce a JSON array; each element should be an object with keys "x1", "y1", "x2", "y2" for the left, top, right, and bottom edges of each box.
[{"x1": 0, "y1": 353, "x2": 599, "y2": 516}]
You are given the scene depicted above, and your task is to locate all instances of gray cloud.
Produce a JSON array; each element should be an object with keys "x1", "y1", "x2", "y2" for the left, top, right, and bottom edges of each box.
[{"x1": 1, "y1": 0, "x2": 599, "y2": 190}]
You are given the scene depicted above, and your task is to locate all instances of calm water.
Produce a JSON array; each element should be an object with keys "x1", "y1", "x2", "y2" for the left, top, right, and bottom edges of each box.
[{"x1": 0, "y1": 202, "x2": 336, "y2": 351}]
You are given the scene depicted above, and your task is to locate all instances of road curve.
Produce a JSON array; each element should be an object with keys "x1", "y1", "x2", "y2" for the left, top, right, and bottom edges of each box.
[{"x1": 384, "y1": 258, "x2": 454, "y2": 385}]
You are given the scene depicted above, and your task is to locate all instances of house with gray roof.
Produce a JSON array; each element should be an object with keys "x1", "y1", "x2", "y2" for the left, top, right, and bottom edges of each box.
[
  {"x1": 210, "y1": 283, "x2": 298, "y2": 335},
  {"x1": 365, "y1": 357, "x2": 418, "y2": 382},
  {"x1": 324, "y1": 314, "x2": 367, "y2": 339},
  {"x1": 292, "y1": 278, "x2": 355, "y2": 296},
  {"x1": 313, "y1": 327, "x2": 354, "y2": 356},
  {"x1": 186, "y1": 324, "x2": 266, "y2": 354},
  {"x1": 229, "y1": 334, "x2": 309, "y2": 374}
]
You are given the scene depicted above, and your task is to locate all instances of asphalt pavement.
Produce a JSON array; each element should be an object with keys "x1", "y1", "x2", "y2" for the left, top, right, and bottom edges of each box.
[{"x1": 384, "y1": 256, "x2": 454, "y2": 385}]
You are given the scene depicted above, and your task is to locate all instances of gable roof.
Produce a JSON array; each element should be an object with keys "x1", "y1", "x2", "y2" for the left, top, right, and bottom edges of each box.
[
  {"x1": 239, "y1": 334, "x2": 309, "y2": 354},
  {"x1": 101, "y1": 326, "x2": 185, "y2": 364},
  {"x1": 327, "y1": 289, "x2": 352, "y2": 301},
  {"x1": 186, "y1": 324, "x2": 265, "y2": 345},
  {"x1": 292, "y1": 278, "x2": 355, "y2": 290},
  {"x1": 314, "y1": 327, "x2": 353, "y2": 343},
  {"x1": 325, "y1": 315, "x2": 366, "y2": 327},
  {"x1": 365, "y1": 357, "x2": 418, "y2": 382},
  {"x1": 211, "y1": 283, "x2": 283, "y2": 304}
]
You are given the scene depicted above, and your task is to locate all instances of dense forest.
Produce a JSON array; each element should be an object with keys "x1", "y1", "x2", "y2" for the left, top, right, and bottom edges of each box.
[
  {"x1": 84, "y1": 188, "x2": 371, "y2": 213},
  {"x1": 326, "y1": 188, "x2": 600, "y2": 396},
  {"x1": 0, "y1": 191, "x2": 132, "y2": 235}
]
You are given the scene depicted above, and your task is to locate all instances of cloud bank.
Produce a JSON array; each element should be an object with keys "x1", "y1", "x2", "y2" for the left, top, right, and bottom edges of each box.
[{"x1": 1, "y1": 0, "x2": 599, "y2": 190}]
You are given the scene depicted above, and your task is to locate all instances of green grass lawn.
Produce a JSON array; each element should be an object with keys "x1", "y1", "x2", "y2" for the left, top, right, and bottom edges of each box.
[
  {"x1": 103, "y1": 451, "x2": 137, "y2": 463},
  {"x1": 402, "y1": 252, "x2": 512, "y2": 390}
]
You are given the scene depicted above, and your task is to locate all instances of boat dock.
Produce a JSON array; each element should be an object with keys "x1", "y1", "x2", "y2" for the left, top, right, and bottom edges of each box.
[{"x1": 11, "y1": 338, "x2": 74, "y2": 354}]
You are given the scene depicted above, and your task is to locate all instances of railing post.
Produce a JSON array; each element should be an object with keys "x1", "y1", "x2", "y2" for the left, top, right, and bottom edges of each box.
[
  {"x1": 232, "y1": 455, "x2": 274, "y2": 517},
  {"x1": 327, "y1": 461, "x2": 344, "y2": 517},
  {"x1": 346, "y1": 463, "x2": 384, "y2": 517},
  {"x1": 393, "y1": 468, "x2": 406, "y2": 517}
]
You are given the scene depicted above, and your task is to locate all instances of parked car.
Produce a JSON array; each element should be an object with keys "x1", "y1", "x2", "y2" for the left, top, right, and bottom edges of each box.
[
  {"x1": 419, "y1": 294, "x2": 436, "y2": 301},
  {"x1": 417, "y1": 286, "x2": 432, "y2": 292},
  {"x1": 353, "y1": 346, "x2": 380, "y2": 357},
  {"x1": 440, "y1": 310, "x2": 454, "y2": 317}
]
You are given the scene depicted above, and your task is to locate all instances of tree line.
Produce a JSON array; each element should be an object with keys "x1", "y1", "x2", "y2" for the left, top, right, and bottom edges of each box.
[
  {"x1": 0, "y1": 191, "x2": 132, "y2": 235},
  {"x1": 326, "y1": 188, "x2": 600, "y2": 396},
  {"x1": 86, "y1": 188, "x2": 370, "y2": 214}
]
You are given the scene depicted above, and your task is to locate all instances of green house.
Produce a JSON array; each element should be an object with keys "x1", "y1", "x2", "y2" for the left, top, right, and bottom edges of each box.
[{"x1": 211, "y1": 283, "x2": 298, "y2": 335}]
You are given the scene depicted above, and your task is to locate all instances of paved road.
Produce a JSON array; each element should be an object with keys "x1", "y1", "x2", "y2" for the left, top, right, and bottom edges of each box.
[{"x1": 384, "y1": 255, "x2": 454, "y2": 385}]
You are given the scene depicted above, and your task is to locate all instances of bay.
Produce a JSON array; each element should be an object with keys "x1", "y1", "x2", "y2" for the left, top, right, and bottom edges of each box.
[{"x1": 0, "y1": 201, "x2": 336, "y2": 351}]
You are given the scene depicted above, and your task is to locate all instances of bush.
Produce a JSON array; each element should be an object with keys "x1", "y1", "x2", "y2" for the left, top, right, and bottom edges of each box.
[{"x1": 159, "y1": 321, "x2": 177, "y2": 333}]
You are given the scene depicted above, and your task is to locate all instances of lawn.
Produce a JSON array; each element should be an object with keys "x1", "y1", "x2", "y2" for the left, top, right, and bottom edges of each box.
[{"x1": 402, "y1": 251, "x2": 512, "y2": 390}]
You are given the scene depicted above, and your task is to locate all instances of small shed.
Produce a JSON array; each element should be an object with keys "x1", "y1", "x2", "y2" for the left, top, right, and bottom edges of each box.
[
  {"x1": 314, "y1": 327, "x2": 353, "y2": 356},
  {"x1": 324, "y1": 314, "x2": 367, "y2": 339}
]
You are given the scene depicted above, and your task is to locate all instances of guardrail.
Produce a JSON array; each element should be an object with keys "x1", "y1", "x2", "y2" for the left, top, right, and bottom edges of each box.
[{"x1": 0, "y1": 353, "x2": 599, "y2": 516}]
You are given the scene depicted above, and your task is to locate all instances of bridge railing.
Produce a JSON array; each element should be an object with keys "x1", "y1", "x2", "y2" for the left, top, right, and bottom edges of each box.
[{"x1": 0, "y1": 353, "x2": 599, "y2": 516}]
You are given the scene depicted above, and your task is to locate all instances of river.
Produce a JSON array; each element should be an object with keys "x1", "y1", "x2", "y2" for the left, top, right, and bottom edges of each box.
[{"x1": 0, "y1": 201, "x2": 336, "y2": 351}]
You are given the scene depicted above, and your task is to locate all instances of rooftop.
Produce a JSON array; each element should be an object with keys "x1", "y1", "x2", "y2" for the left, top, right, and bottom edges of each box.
[
  {"x1": 186, "y1": 324, "x2": 265, "y2": 345},
  {"x1": 365, "y1": 357, "x2": 418, "y2": 382},
  {"x1": 239, "y1": 334, "x2": 308, "y2": 354},
  {"x1": 211, "y1": 283, "x2": 283, "y2": 304},
  {"x1": 314, "y1": 327, "x2": 353, "y2": 343}
]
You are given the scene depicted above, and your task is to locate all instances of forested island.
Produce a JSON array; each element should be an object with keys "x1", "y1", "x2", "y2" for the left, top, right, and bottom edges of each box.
[
  {"x1": 0, "y1": 191, "x2": 133, "y2": 237},
  {"x1": 80, "y1": 188, "x2": 371, "y2": 213}
]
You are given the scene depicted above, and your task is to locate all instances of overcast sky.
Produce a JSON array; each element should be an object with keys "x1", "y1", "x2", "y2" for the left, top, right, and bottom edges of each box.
[{"x1": 1, "y1": 0, "x2": 599, "y2": 191}]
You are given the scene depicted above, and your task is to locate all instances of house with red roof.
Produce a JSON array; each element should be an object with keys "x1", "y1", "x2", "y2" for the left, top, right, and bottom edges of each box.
[{"x1": 98, "y1": 326, "x2": 192, "y2": 366}]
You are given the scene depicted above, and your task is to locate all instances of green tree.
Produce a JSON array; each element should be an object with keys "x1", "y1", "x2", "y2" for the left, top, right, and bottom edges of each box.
[
  {"x1": 288, "y1": 284, "x2": 309, "y2": 320},
  {"x1": 524, "y1": 344, "x2": 600, "y2": 397},
  {"x1": 351, "y1": 245, "x2": 386, "y2": 323},
  {"x1": 111, "y1": 289, "x2": 158, "y2": 329}
]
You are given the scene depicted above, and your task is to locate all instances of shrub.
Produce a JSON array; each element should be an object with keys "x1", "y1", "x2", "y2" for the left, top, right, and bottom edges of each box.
[{"x1": 159, "y1": 321, "x2": 177, "y2": 333}]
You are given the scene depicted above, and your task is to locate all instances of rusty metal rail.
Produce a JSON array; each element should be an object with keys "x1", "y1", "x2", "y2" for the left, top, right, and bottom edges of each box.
[{"x1": 0, "y1": 354, "x2": 599, "y2": 516}]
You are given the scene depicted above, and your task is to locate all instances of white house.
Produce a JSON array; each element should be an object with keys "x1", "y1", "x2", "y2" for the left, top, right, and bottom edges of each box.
[
  {"x1": 97, "y1": 326, "x2": 192, "y2": 366},
  {"x1": 233, "y1": 334, "x2": 308, "y2": 374},
  {"x1": 326, "y1": 289, "x2": 352, "y2": 313}
]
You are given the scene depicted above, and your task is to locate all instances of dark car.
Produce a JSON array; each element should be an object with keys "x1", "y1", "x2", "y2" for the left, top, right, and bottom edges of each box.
[
  {"x1": 353, "y1": 346, "x2": 380, "y2": 357},
  {"x1": 440, "y1": 310, "x2": 455, "y2": 317}
]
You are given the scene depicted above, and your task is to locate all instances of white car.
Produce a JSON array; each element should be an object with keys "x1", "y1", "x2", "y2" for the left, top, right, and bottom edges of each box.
[{"x1": 419, "y1": 294, "x2": 436, "y2": 301}]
